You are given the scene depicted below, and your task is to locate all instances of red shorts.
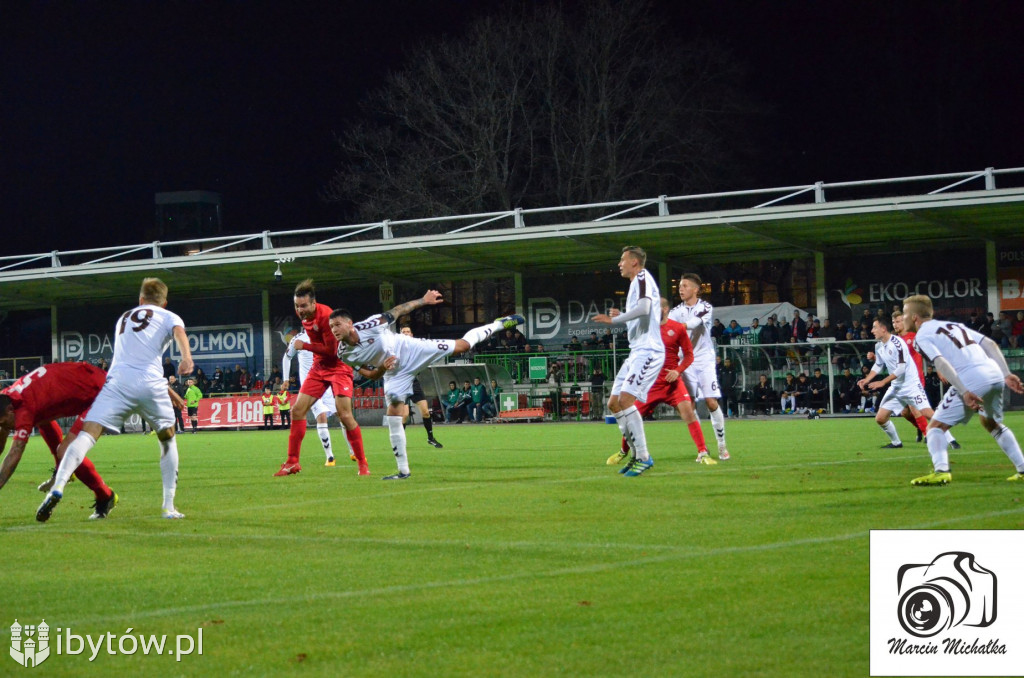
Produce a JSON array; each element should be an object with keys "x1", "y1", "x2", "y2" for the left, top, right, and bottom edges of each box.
[
  {"x1": 636, "y1": 377, "x2": 691, "y2": 417},
  {"x1": 300, "y1": 365, "x2": 354, "y2": 400}
]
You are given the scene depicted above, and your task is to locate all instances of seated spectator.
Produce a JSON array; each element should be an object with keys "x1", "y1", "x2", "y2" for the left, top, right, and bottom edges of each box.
[
  {"x1": 583, "y1": 332, "x2": 602, "y2": 350},
  {"x1": 835, "y1": 367, "x2": 859, "y2": 413},
  {"x1": 779, "y1": 373, "x2": 797, "y2": 413},
  {"x1": 808, "y1": 367, "x2": 829, "y2": 411},
  {"x1": 753, "y1": 374, "x2": 775, "y2": 414},
  {"x1": 442, "y1": 381, "x2": 468, "y2": 423},
  {"x1": 857, "y1": 365, "x2": 879, "y2": 412},
  {"x1": 1012, "y1": 311, "x2": 1024, "y2": 348},
  {"x1": 794, "y1": 373, "x2": 811, "y2": 413},
  {"x1": 711, "y1": 319, "x2": 726, "y2": 343},
  {"x1": 238, "y1": 367, "x2": 251, "y2": 392},
  {"x1": 566, "y1": 336, "x2": 583, "y2": 352}
]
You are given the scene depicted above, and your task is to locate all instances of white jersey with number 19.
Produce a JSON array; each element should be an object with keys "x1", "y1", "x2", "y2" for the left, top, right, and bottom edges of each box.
[{"x1": 110, "y1": 304, "x2": 185, "y2": 381}]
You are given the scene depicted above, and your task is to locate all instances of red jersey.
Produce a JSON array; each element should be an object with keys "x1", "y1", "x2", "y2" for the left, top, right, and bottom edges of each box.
[
  {"x1": 301, "y1": 302, "x2": 347, "y2": 372},
  {"x1": 660, "y1": 319, "x2": 694, "y2": 374},
  {"x1": 1, "y1": 363, "x2": 107, "y2": 440},
  {"x1": 900, "y1": 331, "x2": 925, "y2": 385}
]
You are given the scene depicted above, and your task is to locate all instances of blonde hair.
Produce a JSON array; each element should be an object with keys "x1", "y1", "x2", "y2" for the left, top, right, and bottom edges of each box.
[
  {"x1": 622, "y1": 246, "x2": 647, "y2": 267},
  {"x1": 139, "y1": 277, "x2": 168, "y2": 305},
  {"x1": 294, "y1": 278, "x2": 316, "y2": 299},
  {"x1": 903, "y1": 294, "x2": 933, "y2": 319}
]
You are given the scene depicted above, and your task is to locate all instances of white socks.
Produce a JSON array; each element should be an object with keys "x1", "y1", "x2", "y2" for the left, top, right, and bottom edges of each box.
[
  {"x1": 944, "y1": 429, "x2": 957, "y2": 445},
  {"x1": 159, "y1": 436, "x2": 179, "y2": 511},
  {"x1": 991, "y1": 425, "x2": 1024, "y2": 472},
  {"x1": 387, "y1": 415, "x2": 410, "y2": 474},
  {"x1": 615, "y1": 406, "x2": 649, "y2": 462},
  {"x1": 881, "y1": 420, "x2": 901, "y2": 445},
  {"x1": 52, "y1": 431, "x2": 96, "y2": 494},
  {"x1": 316, "y1": 422, "x2": 333, "y2": 459},
  {"x1": 709, "y1": 406, "x2": 726, "y2": 446},
  {"x1": 461, "y1": 320, "x2": 502, "y2": 348},
  {"x1": 926, "y1": 428, "x2": 950, "y2": 472}
]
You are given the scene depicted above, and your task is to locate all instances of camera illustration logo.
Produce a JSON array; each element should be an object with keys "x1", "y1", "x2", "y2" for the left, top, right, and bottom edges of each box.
[{"x1": 896, "y1": 552, "x2": 997, "y2": 638}]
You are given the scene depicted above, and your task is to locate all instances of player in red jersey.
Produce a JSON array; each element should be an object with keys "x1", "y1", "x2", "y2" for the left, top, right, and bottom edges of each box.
[
  {"x1": 893, "y1": 311, "x2": 960, "y2": 449},
  {"x1": 606, "y1": 296, "x2": 711, "y2": 466},
  {"x1": 275, "y1": 279, "x2": 369, "y2": 476},
  {"x1": 0, "y1": 362, "x2": 118, "y2": 519}
]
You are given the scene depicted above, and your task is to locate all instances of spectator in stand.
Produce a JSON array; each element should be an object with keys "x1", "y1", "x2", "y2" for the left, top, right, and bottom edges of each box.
[
  {"x1": 833, "y1": 320, "x2": 848, "y2": 341},
  {"x1": 225, "y1": 365, "x2": 241, "y2": 391},
  {"x1": 748, "y1": 318, "x2": 762, "y2": 344},
  {"x1": 717, "y1": 356, "x2": 738, "y2": 417},
  {"x1": 785, "y1": 336, "x2": 804, "y2": 368},
  {"x1": 722, "y1": 319, "x2": 743, "y2": 344},
  {"x1": 98, "y1": 357, "x2": 110, "y2": 371},
  {"x1": 753, "y1": 374, "x2": 775, "y2": 414},
  {"x1": 162, "y1": 356, "x2": 177, "y2": 379},
  {"x1": 993, "y1": 312, "x2": 1011, "y2": 348},
  {"x1": 583, "y1": 332, "x2": 601, "y2": 350},
  {"x1": 780, "y1": 373, "x2": 798, "y2": 413},
  {"x1": 469, "y1": 377, "x2": 488, "y2": 422},
  {"x1": 600, "y1": 328, "x2": 616, "y2": 349},
  {"x1": 924, "y1": 365, "x2": 942, "y2": 409},
  {"x1": 710, "y1": 319, "x2": 726, "y2": 343},
  {"x1": 267, "y1": 365, "x2": 283, "y2": 387},
  {"x1": 566, "y1": 336, "x2": 583, "y2": 352},
  {"x1": 238, "y1": 367, "x2": 251, "y2": 393},
  {"x1": 791, "y1": 310, "x2": 807, "y2": 342},
  {"x1": 794, "y1": 372, "x2": 811, "y2": 413},
  {"x1": 778, "y1": 317, "x2": 792, "y2": 345},
  {"x1": 808, "y1": 367, "x2": 829, "y2": 412},
  {"x1": 1012, "y1": 311, "x2": 1024, "y2": 348},
  {"x1": 193, "y1": 367, "x2": 209, "y2": 394},
  {"x1": 589, "y1": 366, "x2": 606, "y2": 414},
  {"x1": 835, "y1": 367, "x2": 858, "y2": 413},
  {"x1": 819, "y1": 318, "x2": 835, "y2": 339},
  {"x1": 761, "y1": 316, "x2": 781, "y2": 366},
  {"x1": 861, "y1": 307, "x2": 876, "y2": 328},
  {"x1": 982, "y1": 312, "x2": 996, "y2": 337},
  {"x1": 210, "y1": 368, "x2": 225, "y2": 393}
]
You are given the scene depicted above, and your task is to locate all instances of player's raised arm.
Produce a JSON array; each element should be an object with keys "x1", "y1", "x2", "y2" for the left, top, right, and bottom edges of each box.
[
  {"x1": 174, "y1": 326, "x2": 194, "y2": 375},
  {"x1": 386, "y1": 290, "x2": 443, "y2": 320}
]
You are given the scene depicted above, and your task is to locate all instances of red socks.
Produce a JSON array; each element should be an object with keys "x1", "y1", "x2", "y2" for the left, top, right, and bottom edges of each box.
[
  {"x1": 345, "y1": 427, "x2": 366, "y2": 464},
  {"x1": 287, "y1": 419, "x2": 308, "y2": 464},
  {"x1": 688, "y1": 421, "x2": 708, "y2": 453}
]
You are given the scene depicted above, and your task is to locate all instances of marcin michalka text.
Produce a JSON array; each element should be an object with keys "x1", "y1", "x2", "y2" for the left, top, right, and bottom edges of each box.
[{"x1": 887, "y1": 637, "x2": 1006, "y2": 656}]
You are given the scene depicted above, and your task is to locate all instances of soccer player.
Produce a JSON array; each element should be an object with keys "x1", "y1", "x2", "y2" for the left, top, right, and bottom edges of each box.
[
  {"x1": 856, "y1": 315, "x2": 937, "y2": 449},
  {"x1": 893, "y1": 311, "x2": 960, "y2": 449},
  {"x1": 275, "y1": 279, "x2": 369, "y2": 477},
  {"x1": 37, "y1": 277, "x2": 194, "y2": 522},
  {"x1": 593, "y1": 246, "x2": 665, "y2": 477},
  {"x1": 606, "y1": 296, "x2": 711, "y2": 466},
  {"x1": 281, "y1": 329, "x2": 355, "y2": 466},
  {"x1": 329, "y1": 290, "x2": 523, "y2": 479},
  {"x1": 0, "y1": 362, "x2": 117, "y2": 519},
  {"x1": 399, "y1": 326, "x2": 443, "y2": 448},
  {"x1": 902, "y1": 294, "x2": 1024, "y2": 485},
  {"x1": 668, "y1": 273, "x2": 730, "y2": 460},
  {"x1": 184, "y1": 377, "x2": 202, "y2": 433}
]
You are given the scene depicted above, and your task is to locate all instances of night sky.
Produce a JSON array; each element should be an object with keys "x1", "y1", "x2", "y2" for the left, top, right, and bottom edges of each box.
[{"x1": 3, "y1": 1, "x2": 1022, "y2": 257}]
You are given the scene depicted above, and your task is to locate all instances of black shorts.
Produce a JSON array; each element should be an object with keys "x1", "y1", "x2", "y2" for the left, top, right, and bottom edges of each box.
[
  {"x1": 408, "y1": 378, "x2": 426, "y2": 404},
  {"x1": 187, "y1": 406, "x2": 198, "y2": 416}
]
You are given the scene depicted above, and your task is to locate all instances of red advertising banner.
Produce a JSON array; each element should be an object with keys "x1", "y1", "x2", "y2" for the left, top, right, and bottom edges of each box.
[
  {"x1": 196, "y1": 395, "x2": 277, "y2": 428},
  {"x1": 998, "y1": 246, "x2": 1024, "y2": 311}
]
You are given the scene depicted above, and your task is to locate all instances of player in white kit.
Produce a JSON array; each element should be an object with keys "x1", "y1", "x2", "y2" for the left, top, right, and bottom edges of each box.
[
  {"x1": 857, "y1": 315, "x2": 936, "y2": 449},
  {"x1": 282, "y1": 330, "x2": 354, "y2": 466},
  {"x1": 902, "y1": 294, "x2": 1024, "y2": 486},
  {"x1": 329, "y1": 291, "x2": 523, "y2": 479},
  {"x1": 668, "y1": 273, "x2": 730, "y2": 460},
  {"x1": 37, "y1": 278, "x2": 194, "y2": 521},
  {"x1": 593, "y1": 246, "x2": 664, "y2": 477}
]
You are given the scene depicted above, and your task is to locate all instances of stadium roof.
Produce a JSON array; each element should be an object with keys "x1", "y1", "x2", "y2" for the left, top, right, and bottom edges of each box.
[{"x1": 1, "y1": 168, "x2": 1022, "y2": 310}]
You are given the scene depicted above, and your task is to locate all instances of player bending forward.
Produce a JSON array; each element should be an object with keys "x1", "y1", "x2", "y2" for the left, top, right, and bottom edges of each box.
[
  {"x1": 606, "y1": 296, "x2": 711, "y2": 466},
  {"x1": 901, "y1": 294, "x2": 1024, "y2": 486},
  {"x1": 38, "y1": 278, "x2": 193, "y2": 522},
  {"x1": 330, "y1": 290, "x2": 523, "y2": 479},
  {"x1": 0, "y1": 363, "x2": 118, "y2": 519}
]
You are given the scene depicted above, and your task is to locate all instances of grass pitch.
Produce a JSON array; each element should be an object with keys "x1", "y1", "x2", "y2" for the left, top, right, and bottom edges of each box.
[{"x1": 3, "y1": 412, "x2": 1024, "y2": 676}]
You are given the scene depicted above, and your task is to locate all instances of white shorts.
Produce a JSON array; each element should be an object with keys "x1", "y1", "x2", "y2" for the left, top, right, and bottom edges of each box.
[
  {"x1": 878, "y1": 379, "x2": 931, "y2": 415},
  {"x1": 931, "y1": 368, "x2": 1006, "y2": 427},
  {"x1": 86, "y1": 371, "x2": 175, "y2": 433},
  {"x1": 682, "y1": 359, "x2": 721, "y2": 401},
  {"x1": 383, "y1": 335, "x2": 456, "y2": 405},
  {"x1": 611, "y1": 347, "x2": 665, "y2": 402},
  {"x1": 310, "y1": 388, "x2": 336, "y2": 418}
]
